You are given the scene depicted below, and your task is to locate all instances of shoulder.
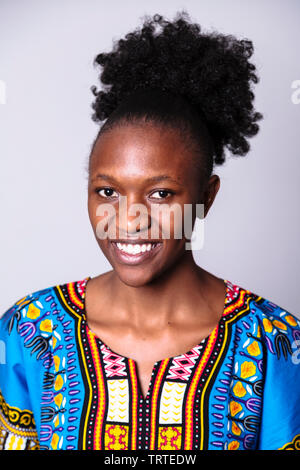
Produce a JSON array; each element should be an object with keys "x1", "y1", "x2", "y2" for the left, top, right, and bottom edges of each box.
[
  {"x1": 0, "y1": 284, "x2": 55, "y2": 334},
  {"x1": 225, "y1": 282, "x2": 300, "y2": 450},
  {"x1": 0, "y1": 276, "x2": 90, "y2": 337},
  {"x1": 228, "y1": 279, "x2": 300, "y2": 360}
]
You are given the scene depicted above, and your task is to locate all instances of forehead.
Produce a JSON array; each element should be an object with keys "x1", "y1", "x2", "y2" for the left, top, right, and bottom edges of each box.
[{"x1": 89, "y1": 123, "x2": 199, "y2": 179}]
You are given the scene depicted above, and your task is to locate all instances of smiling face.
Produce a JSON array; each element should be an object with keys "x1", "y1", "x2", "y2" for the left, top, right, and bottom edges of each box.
[{"x1": 88, "y1": 122, "x2": 220, "y2": 287}]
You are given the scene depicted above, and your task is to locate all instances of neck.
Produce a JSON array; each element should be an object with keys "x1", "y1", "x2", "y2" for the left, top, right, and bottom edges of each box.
[{"x1": 106, "y1": 251, "x2": 216, "y2": 330}]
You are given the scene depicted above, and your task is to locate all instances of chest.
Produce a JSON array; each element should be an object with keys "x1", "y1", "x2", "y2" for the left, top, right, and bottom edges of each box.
[
  {"x1": 43, "y1": 316, "x2": 263, "y2": 450},
  {"x1": 85, "y1": 326, "x2": 216, "y2": 401}
]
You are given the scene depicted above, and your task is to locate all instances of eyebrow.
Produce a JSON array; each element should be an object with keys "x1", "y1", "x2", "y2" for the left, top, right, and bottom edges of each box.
[{"x1": 92, "y1": 173, "x2": 184, "y2": 186}]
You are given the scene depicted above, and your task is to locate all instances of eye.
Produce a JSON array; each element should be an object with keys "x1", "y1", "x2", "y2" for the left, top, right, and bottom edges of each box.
[
  {"x1": 96, "y1": 187, "x2": 119, "y2": 199},
  {"x1": 149, "y1": 190, "x2": 173, "y2": 200}
]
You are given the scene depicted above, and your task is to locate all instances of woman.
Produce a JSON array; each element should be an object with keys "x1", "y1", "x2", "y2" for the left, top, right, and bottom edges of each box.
[{"x1": 0, "y1": 11, "x2": 299, "y2": 451}]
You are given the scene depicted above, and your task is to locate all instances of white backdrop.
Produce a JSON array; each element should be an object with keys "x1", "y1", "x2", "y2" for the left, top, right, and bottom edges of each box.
[{"x1": 0, "y1": 0, "x2": 299, "y2": 317}]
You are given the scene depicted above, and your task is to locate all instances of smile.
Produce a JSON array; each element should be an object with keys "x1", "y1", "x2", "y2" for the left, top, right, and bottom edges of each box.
[
  {"x1": 110, "y1": 241, "x2": 163, "y2": 265},
  {"x1": 116, "y1": 242, "x2": 158, "y2": 254}
]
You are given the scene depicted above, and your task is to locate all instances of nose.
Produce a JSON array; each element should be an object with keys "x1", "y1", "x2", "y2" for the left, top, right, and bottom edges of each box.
[{"x1": 116, "y1": 197, "x2": 151, "y2": 238}]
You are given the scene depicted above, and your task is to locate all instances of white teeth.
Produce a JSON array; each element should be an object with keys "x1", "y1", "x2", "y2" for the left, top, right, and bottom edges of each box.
[{"x1": 115, "y1": 242, "x2": 157, "y2": 255}]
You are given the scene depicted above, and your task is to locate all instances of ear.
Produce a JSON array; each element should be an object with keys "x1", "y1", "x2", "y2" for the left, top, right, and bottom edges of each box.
[{"x1": 203, "y1": 174, "x2": 220, "y2": 218}]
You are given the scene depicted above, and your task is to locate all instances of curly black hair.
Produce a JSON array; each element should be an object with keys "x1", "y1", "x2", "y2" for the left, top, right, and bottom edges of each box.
[{"x1": 91, "y1": 10, "x2": 262, "y2": 177}]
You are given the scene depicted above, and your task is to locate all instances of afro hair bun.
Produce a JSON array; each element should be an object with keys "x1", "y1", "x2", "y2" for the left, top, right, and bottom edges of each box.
[{"x1": 91, "y1": 10, "x2": 263, "y2": 165}]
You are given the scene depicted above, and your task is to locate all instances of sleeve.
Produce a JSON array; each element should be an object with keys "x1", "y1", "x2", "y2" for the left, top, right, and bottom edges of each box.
[
  {"x1": 257, "y1": 310, "x2": 300, "y2": 450},
  {"x1": 0, "y1": 297, "x2": 40, "y2": 450}
]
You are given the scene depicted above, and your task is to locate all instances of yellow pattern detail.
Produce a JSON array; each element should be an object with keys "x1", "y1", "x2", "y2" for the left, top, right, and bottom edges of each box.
[
  {"x1": 240, "y1": 361, "x2": 256, "y2": 379},
  {"x1": 16, "y1": 436, "x2": 24, "y2": 450},
  {"x1": 233, "y1": 381, "x2": 247, "y2": 397},
  {"x1": 285, "y1": 315, "x2": 297, "y2": 327},
  {"x1": 107, "y1": 379, "x2": 129, "y2": 422},
  {"x1": 26, "y1": 303, "x2": 40, "y2": 320},
  {"x1": 40, "y1": 319, "x2": 52, "y2": 332},
  {"x1": 158, "y1": 426, "x2": 182, "y2": 450},
  {"x1": 51, "y1": 433, "x2": 59, "y2": 450},
  {"x1": 262, "y1": 318, "x2": 273, "y2": 333},
  {"x1": 16, "y1": 296, "x2": 27, "y2": 305},
  {"x1": 273, "y1": 320, "x2": 287, "y2": 330},
  {"x1": 53, "y1": 414, "x2": 60, "y2": 428},
  {"x1": 232, "y1": 422, "x2": 242, "y2": 436},
  {"x1": 247, "y1": 341, "x2": 261, "y2": 357},
  {"x1": 159, "y1": 381, "x2": 186, "y2": 424},
  {"x1": 53, "y1": 355, "x2": 60, "y2": 372},
  {"x1": 228, "y1": 440, "x2": 240, "y2": 450},
  {"x1": 54, "y1": 393, "x2": 63, "y2": 407},
  {"x1": 104, "y1": 424, "x2": 128, "y2": 450},
  {"x1": 54, "y1": 375, "x2": 64, "y2": 391},
  {"x1": 7, "y1": 435, "x2": 16, "y2": 450},
  {"x1": 229, "y1": 401, "x2": 243, "y2": 417}
]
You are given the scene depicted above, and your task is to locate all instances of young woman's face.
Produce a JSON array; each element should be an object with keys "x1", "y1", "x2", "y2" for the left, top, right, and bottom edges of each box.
[{"x1": 88, "y1": 123, "x2": 220, "y2": 287}]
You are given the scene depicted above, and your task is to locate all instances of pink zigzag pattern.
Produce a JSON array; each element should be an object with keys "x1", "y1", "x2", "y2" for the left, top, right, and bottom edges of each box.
[
  {"x1": 166, "y1": 344, "x2": 204, "y2": 381},
  {"x1": 100, "y1": 343, "x2": 127, "y2": 378}
]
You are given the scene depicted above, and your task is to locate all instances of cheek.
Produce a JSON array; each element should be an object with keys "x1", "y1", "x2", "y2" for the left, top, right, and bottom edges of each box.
[
  {"x1": 87, "y1": 197, "x2": 98, "y2": 230},
  {"x1": 88, "y1": 197, "x2": 107, "y2": 238},
  {"x1": 155, "y1": 204, "x2": 187, "y2": 241},
  {"x1": 88, "y1": 197, "x2": 119, "y2": 244}
]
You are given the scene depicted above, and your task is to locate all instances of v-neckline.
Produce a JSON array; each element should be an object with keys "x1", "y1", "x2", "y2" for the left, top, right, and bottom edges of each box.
[{"x1": 80, "y1": 276, "x2": 230, "y2": 402}]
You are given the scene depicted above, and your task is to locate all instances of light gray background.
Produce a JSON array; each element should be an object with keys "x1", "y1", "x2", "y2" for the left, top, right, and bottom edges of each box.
[{"x1": 0, "y1": 0, "x2": 299, "y2": 317}]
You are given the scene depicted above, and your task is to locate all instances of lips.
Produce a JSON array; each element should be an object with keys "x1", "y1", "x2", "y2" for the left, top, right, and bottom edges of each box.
[{"x1": 110, "y1": 240, "x2": 163, "y2": 265}]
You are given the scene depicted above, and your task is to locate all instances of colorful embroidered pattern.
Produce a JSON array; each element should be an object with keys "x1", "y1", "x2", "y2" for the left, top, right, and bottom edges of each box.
[
  {"x1": 1, "y1": 277, "x2": 300, "y2": 450},
  {"x1": 0, "y1": 391, "x2": 39, "y2": 450},
  {"x1": 158, "y1": 426, "x2": 182, "y2": 450},
  {"x1": 279, "y1": 434, "x2": 300, "y2": 450}
]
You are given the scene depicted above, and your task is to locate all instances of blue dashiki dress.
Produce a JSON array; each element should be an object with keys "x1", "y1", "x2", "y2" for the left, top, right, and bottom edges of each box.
[{"x1": 0, "y1": 276, "x2": 300, "y2": 451}]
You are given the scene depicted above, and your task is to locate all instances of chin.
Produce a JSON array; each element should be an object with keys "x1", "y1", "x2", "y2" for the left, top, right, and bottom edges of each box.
[{"x1": 114, "y1": 266, "x2": 162, "y2": 288}]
